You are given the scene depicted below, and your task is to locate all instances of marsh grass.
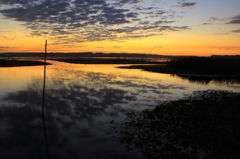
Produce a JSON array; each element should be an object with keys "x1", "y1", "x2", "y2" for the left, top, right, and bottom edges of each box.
[{"x1": 111, "y1": 90, "x2": 240, "y2": 159}]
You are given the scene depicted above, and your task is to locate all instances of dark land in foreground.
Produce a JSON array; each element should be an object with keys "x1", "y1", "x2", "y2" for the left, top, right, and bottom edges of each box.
[
  {"x1": 111, "y1": 90, "x2": 240, "y2": 159},
  {"x1": 0, "y1": 59, "x2": 51, "y2": 67}
]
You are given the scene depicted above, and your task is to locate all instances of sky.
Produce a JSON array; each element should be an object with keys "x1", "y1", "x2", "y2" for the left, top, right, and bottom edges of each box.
[{"x1": 0, "y1": 0, "x2": 240, "y2": 56}]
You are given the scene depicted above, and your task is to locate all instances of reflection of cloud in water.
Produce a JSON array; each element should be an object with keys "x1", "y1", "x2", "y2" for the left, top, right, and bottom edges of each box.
[
  {"x1": 1, "y1": 90, "x2": 139, "y2": 159},
  {"x1": 52, "y1": 68, "x2": 187, "y2": 104},
  {"x1": 0, "y1": 67, "x2": 187, "y2": 159}
]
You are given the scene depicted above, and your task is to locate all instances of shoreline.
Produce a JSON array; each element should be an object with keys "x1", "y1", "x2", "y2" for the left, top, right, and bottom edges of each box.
[
  {"x1": 51, "y1": 58, "x2": 166, "y2": 64},
  {"x1": 0, "y1": 59, "x2": 51, "y2": 67}
]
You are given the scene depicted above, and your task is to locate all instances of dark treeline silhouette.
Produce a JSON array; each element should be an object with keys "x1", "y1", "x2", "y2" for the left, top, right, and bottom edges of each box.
[
  {"x1": 0, "y1": 52, "x2": 191, "y2": 58},
  {"x1": 1, "y1": 52, "x2": 239, "y2": 59},
  {"x1": 211, "y1": 55, "x2": 240, "y2": 59}
]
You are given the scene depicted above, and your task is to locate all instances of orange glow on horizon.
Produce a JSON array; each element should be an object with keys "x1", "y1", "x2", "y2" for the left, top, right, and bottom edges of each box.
[{"x1": 0, "y1": 30, "x2": 239, "y2": 56}]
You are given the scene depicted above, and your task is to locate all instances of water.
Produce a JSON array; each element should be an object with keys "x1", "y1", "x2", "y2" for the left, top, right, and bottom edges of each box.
[{"x1": 0, "y1": 60, "x2": 239, "y2": 159}]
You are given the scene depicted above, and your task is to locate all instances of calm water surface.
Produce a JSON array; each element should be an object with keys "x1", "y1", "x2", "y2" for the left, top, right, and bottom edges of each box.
[{"x1": 0, "y1": 60, "x2": 239, "y2": 159}]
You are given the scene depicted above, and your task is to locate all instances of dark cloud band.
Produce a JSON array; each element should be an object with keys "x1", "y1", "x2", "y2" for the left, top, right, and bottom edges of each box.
[
  {"x1": 226, "y1": 15, "x2": 240, "y2": 24},
  {"x1": 0, "y1": 0, "x2": 192, "y2": 45}
]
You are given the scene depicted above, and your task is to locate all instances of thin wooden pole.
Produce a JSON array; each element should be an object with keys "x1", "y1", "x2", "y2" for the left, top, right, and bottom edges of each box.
[
  {"x1": 44, "y1": 40, "x2": 47, "y2": 63},
  {"x1": 42, "y1": 40, "x2": 50, "y2": 159}
]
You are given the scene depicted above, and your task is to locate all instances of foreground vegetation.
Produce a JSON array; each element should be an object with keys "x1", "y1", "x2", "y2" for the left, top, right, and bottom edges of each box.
[
  {"x1": 0, "y1": 59, "x2": 51, "y2": 67},
  {"x1": 52, "y1": 58, "x2": 164, "y2": 64},
  {"x1": 111, "y1": 90, "x2": 240, "y2": 159},
  {"x1": 119, "y1": 57, "x2": 240, "y2": 76}
]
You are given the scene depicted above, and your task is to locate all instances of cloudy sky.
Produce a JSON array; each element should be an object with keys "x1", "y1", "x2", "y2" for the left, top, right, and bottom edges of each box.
[{"x1": 0, "y1": 0, "x2": 239, "y2": 55}]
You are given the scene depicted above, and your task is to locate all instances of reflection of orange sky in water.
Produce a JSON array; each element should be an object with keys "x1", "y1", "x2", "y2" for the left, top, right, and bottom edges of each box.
[
  {"x1": 47, "y1": 60, "x2": 240, "y2": 91},
  {"x1": 0, "y1": 66, "x2": 44, "y2": 96},
  {"x1": 0, "y1": 60, "x2": 239, "y2": 98},
  {"x1": 49, "y1": 60, "x2": 173, "y2": 80}
]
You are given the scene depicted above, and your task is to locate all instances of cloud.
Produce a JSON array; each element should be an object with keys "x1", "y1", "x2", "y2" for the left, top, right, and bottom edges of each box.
[
  {"x1": 177, "y1": 1, "x2": 196, "y2": 8},
  {"x1": 156, "y1": 10, "x2": 167, "y2": 15},
  {"x1": 0, "y1": 46, "x2": 11, "y2": 48},
  {"x1": 133, "y1": 6, "x2": 154, "y2": 10},
  {"x1": 154, "y1": 20, "x2": 175, "y2": 25},
  {"x1": 219, "y1": 47, "x2": 240, "y2": 51},
  {"x1": 126, "y1": 12, "x2": 138, "y2": 18},
  {"x1": 0, "y1": 46, "x2": 20, "y2": 51},
  {"x1": 139, "y1": 21, "x2": 150, "y2": 25},
  {"x1": 226, "y1": 15, "x2": 240, "y2": 24},
  {"x1": 122, "y1": 0, "x2": 142, "y2": 3},
  {"x1": 102, "y1": 6, "x2": 129, "y2": 14},
  {"x1": 209, "y1": 17, "x2": 226, "y2": 21},
  {"x1": 132, "y1": 18, "x2": 141, "y2": 21},
  {"x1": 0, "y1": 0, "x2": 192, "y2": 45},
  {"x1": 0, "y1": 46, "x2": 19, "y2": 48},
  {"x1": 202, "y1": 23, "x2": 213, "y2": 25},
  {"x1": 181, "y1": 2, "x2": 196, "y2": 7},
  {"x1": 140, "y1": 11, "x2": 153, "y2": 14},
  {"x1": 117, "y1": 0, "x2": 142, "y2": 5},
  {"x1": 0, "y1": 7, "x2": 30, "y2": 21},
  {"x1": 0, "y1": 0, "x2": 38, "y2": 5},
  {"x1": 231, "y1": 29, "x2": 240, "y2": 33},
  {"x1": 159, "y1": 26, "x2": 190, "y2": 31},
  {"x1": 151, "y1": 46, "x2": 163, "y2": 49}
]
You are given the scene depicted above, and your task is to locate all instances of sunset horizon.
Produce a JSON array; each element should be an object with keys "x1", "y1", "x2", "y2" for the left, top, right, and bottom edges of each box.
[
  {"x1": 0, "y1": 0, "x2": 240, "y2": 56},
  {"x1": 1, "y1": 1, "x2": 240, "y2": 158},
  {"x1": 1, "y1": 51, "x2": 240, "y2": 58}
]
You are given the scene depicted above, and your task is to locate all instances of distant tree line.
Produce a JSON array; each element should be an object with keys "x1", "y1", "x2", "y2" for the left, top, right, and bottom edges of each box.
[{"x1": 0, "y1": 52, "x2": 193, "y2": 58}]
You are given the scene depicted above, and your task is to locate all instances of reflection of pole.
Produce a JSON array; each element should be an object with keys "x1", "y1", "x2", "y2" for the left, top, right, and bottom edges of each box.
[{"x1": 42, "y1": 40, "x2": 50, "y2": 159}]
